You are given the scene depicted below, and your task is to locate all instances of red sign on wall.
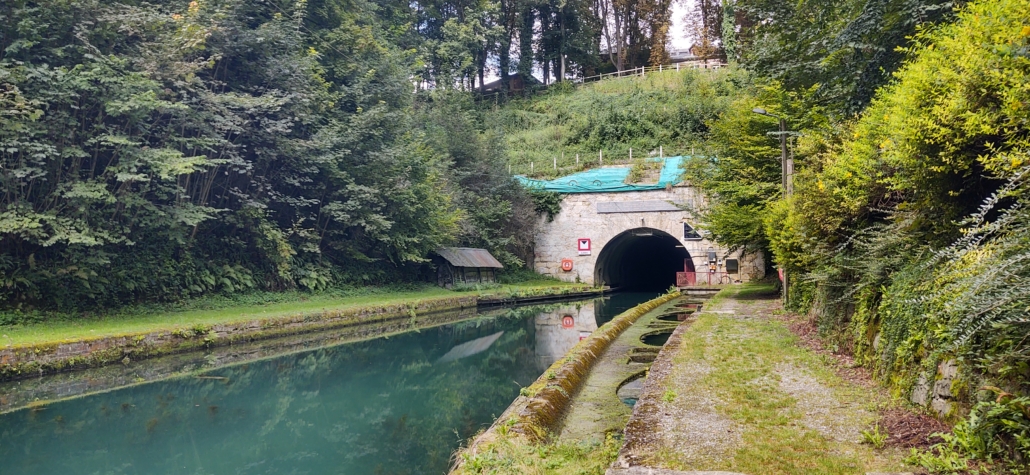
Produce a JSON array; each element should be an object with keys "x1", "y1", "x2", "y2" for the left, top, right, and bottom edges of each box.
[
  {"x1": 561, "y1": 315, "x2": 575, "y2": 328},
  {"x1": 577, "y1": 238, "x2": 591, "y2": 256},
  {"x1": 561, "y1": 259, "x2": 574, "y2": 272}
]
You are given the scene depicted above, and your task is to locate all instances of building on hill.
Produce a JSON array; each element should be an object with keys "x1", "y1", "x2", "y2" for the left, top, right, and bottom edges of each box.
[
  {"x1": 434, "y1": 248, "x2": 504, "y2": 288},
  {"x1": 477, "y1": 73, "x2": 542, "y2": 96}
]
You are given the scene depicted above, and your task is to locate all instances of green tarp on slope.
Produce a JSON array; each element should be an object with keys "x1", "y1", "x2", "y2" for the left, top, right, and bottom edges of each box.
[{"x1": 515, "y1": 156, "x2": 685, "y2": 193}]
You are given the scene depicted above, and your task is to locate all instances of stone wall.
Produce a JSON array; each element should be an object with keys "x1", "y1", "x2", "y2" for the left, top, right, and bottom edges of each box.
[
  {"x1": 910, "y1": 358, "x2": 962, "y2": 418},
  {"x1": 533, "y1": 185, "x2": 764, "y2": 284},
  {"x1": 0, "y1": 296, "x2": 476, "y2": 382}
]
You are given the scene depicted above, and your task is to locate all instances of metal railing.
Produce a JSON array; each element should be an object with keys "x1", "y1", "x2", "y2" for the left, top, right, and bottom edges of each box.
[
  {"x1": 573, "y1": 61, "x2": 727, "y2": 85},
  {"x1": 676, "y1": 271, "x2": 734, "y2": 287}
]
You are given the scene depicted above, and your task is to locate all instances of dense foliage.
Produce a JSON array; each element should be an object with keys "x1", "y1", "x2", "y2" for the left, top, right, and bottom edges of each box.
[
  {"x1": 688, "y1": 0, "x2": 1030, "y2": 469},
  {"x1": 774, "y1": 0, "x2": 1030, "y2": 382},
  {"x1": 704, "y1": 0, "x2": 961, "y2": 115},
  {"x1": 0, "y1": 0, "x2": 535, "y2": 311}
]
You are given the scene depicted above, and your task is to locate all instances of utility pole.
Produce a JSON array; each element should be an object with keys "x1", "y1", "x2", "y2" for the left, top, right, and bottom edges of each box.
[{"x1": 753, "y1": 108, "x2": 793, "y2": 306}]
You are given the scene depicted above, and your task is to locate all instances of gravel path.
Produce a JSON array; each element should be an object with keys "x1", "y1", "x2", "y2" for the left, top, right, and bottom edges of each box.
[
  {"x1": 614, "y1": 298, "x2": 747, "y2": 469},
  {"x1": 611, "y1": 287, "x2": 912, "y2": 475}
]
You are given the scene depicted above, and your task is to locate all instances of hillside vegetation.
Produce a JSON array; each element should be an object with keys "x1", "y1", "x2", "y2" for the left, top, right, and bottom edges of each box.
[
  {"x1": 0, "y1": 0, "x2": 536, "y2": 314},
  {"x1": 493, "y1": 68, "x2": 747, "y2": 178}
]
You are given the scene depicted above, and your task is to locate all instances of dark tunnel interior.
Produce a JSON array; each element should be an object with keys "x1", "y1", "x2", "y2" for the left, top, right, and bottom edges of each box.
[{"x1": 594, "y1": 228, "x2": 694, "y2": 291}]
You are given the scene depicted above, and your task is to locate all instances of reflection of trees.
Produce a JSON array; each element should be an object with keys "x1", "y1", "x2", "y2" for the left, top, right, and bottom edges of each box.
[{"x1": 0, "y1": 313, "x2": 545, "y2": 475}]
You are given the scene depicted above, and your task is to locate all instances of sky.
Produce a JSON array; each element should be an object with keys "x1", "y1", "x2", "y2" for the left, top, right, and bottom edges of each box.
[{"x1": 669, "y1": 0, "x2": 693, "y2": 50}]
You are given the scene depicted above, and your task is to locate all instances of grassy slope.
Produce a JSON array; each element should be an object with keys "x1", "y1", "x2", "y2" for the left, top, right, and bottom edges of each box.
[
  {"x1": 493, "y1": 67, "x2": 744, "y2": 179},
  {"x1": 0, "y1": 280, "x2": 583, "y2": 347}
]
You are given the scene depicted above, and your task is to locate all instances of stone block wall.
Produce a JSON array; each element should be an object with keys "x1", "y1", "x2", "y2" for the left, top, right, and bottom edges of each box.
[{"x1": 533, "y1": 185, "x2": 764, "y2": 284}]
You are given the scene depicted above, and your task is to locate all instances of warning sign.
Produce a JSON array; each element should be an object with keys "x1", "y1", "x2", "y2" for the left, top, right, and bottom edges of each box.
[{"x1": 577, "y1": 238, "x2": 591, "y2": 256}]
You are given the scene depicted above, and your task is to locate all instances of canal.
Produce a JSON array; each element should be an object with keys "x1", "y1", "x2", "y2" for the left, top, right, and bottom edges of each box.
[{"x1": 0, "y1": 292, "x2": 658, "y2": 474}]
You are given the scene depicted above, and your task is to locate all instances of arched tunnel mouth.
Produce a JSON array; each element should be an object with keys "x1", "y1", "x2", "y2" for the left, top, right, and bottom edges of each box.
[{"x1": 594, "y1": 227, "x2": 694, "y2": 291}]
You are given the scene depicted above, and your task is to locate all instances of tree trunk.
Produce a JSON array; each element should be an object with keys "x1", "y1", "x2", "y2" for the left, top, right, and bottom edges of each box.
[
  {"x1": 518, "y1": 7, "x2": 534, "y2": 80},
  {"x1": 500, "y1": 36, "x2": 511, "y2": 94},
  {"x1": 479, "y1": 53, "x2": 486, "y2": 94}
]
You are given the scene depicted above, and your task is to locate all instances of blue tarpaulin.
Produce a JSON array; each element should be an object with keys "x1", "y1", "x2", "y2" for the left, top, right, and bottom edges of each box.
[{"x1": 515, "y1": 156, "x2": 686, "y2": 193}]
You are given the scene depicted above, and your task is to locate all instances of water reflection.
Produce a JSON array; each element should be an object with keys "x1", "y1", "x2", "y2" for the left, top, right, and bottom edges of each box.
[
  {"x1": 594, "y1": 292, "x2": 662, "y2": 327},
  {"x1": 0, "y1": 293, "x2": 654, "y2": 475},
  {"x1": 532, "y1": 301, "x2": 598, "y2": 372}
]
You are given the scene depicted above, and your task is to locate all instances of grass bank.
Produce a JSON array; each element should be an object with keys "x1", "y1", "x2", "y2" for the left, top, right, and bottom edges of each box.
[
  {"x1": 456, "y1": 431, "x2": 621, "y2": 475},
  {"x1": 0, "y1": 279, "x2": 585, "y2": 347}
]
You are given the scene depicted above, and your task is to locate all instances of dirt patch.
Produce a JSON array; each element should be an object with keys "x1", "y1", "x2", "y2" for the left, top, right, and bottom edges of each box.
[
  {"x1": 782, "y1": 313, "x2": 874, "y2": 388},
  {"x1": 780, "y1": 313, "x2": 951, "y2": 452},
  {"x1": 775, "y1": 363, "x2": 874, "y2": 443},
  {"x1": 879, "y1": 408, "x2": 948, "y2": 450}
]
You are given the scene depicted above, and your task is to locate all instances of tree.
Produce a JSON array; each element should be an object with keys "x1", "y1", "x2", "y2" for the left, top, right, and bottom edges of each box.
[{"x1": 734, "y1": 0, "x2": 959, "y2": 114}]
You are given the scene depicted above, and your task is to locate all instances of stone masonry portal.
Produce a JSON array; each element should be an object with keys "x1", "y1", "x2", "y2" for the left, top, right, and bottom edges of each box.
[{"x1": 532, "y1": 186, "x2": 764, "y2": 288}]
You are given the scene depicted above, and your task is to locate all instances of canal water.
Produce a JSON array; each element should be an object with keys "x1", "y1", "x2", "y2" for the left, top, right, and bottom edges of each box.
[{"x1": 0, "y1": 292, "x2": 658, "y2": 475}]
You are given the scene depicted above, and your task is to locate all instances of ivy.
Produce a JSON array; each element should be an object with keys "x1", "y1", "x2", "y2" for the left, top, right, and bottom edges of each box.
[{"x1": 529, "y1": 190, "x2": 565, "y2": 222}]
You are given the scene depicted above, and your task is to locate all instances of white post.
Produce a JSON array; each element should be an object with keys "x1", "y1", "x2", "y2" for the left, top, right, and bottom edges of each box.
[
  {"x1": 691, "y1": 146, "x2": 695, "y2": 156},
  {"x1": 629, "y1": 148, "x2": 632, "y2": 160},
  {"x1": 531, "y1": 162, "x2": 534, "y2": 173},
  {"x1": 660, "y1": 145, "x2": 663, "y2": 158},
  {"x1": 576, "y1": 153, "x2": 579, "y2": 165},
  {"x1": 676, "y1": 63, "x2": 680, "y2": 71},
  {"x1": 599, "y1": 150, "x2": 603, "y2": 165},
  {"x1": 508, "y1": 163, "x2": 511, "y2": 174},
  {"x1": 553, "y1": 156, "x2": 556, "y2": 170},
  {"x1": 659, "y1": 64, "x2": 663, "y2": 72}
]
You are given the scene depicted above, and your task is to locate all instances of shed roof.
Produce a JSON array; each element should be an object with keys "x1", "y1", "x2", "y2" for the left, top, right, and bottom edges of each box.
[{"x1": 437, "y1": 247, "x2": 504, "y2": 269}]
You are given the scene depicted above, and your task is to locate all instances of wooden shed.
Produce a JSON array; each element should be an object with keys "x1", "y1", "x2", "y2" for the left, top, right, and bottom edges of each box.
[{"x1": 435, "y1": 247, "x2": 504, "y2": 288}]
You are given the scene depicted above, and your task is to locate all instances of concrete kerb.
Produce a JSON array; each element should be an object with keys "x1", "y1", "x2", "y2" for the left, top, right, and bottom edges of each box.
[{"x1": 451, "y1": 291, "x2": 682, "y2": 471}]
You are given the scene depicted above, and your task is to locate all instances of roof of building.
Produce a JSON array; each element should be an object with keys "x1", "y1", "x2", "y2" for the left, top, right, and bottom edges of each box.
[
  {"x1": 478, "y1": 73, "x2": 543, "y2": 93},
  {"x1": 515, "y1": 156, "x2": 686, "y2": 193},
  {"x1": 436, "y1": 247, "x2": 504, "y2": 268}
]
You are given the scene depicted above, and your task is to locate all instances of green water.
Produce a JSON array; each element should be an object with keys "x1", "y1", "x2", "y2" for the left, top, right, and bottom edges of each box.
[
  {"x1": 0, "y1": 294, "x2": 653, "y2": 475},
  {"x1": 594, "y1": 292, "x2": 661, "y2": 326}
]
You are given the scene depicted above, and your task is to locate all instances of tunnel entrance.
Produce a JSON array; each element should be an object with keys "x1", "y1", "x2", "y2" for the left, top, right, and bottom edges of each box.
[{"x1": 594, "y1": 227, "x2": 694, "y2": 291}]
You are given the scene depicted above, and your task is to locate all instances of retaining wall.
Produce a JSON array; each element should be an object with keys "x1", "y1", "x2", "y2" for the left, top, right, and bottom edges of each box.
[{"x1": 0, "y1": 296, "x2": 476, "y2": 381}]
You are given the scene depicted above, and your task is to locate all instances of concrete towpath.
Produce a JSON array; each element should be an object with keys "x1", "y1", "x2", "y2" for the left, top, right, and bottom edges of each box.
[{"x1": 608, "y1": 283, "x2": 916, "y2": 475}]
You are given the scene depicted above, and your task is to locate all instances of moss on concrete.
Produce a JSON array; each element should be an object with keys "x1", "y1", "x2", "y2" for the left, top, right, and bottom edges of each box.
[
  {"x1": 557, "y1": 297, "x2": 685, "y2": 444},
  {"x1": 451, "y1": 292, "x2": 681, "y2": 474},
  {"x1": 1, "y1": 296, "x2": 479, "y2": 381}
]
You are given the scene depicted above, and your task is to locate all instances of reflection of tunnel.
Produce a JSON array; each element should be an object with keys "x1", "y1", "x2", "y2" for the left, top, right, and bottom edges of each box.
[{"x1": 594, "y1": 227, "x2": 694, "y2": 291}]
